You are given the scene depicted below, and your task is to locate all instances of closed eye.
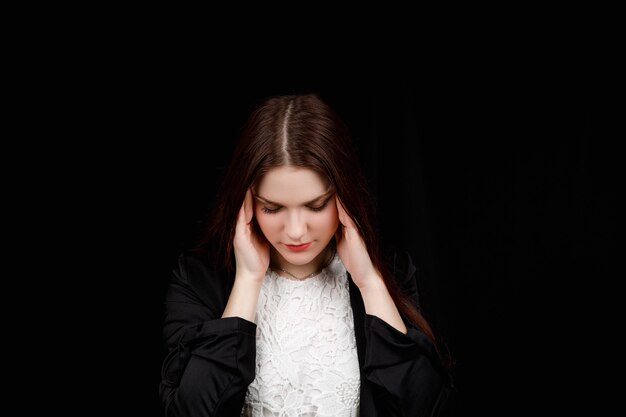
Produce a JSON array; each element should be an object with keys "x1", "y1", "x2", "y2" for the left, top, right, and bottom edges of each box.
[
  {"x1": 308, "y1": 201, "x2": 329, "y2": 212},
  {"x1": 261, "y1": 206, "x2": 281, "y2": 214}
]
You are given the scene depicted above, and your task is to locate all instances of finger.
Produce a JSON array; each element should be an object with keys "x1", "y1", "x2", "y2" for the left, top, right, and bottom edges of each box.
[
  {"x1": 335, "y1": 195, "x2": 346, "y2": 225},
  {"x1": 235, "y1": 199, "x2": 246, "y2": 234},
  {"x1": 244, "y1": 189, "x2": 254, "y2": 224},
  {"x1": 335, "y1": 195, "x2": 354, "y2": 228}
]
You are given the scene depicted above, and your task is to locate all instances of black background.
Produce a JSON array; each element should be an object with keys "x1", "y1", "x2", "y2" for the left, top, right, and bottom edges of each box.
[{"x1": 68, "y1": 29, "x2": 613, "y2": 416}]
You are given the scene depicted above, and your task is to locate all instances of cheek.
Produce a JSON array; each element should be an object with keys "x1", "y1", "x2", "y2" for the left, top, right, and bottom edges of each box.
[
  {"x1": 312, "y1": 208, "x2": 339, "y2": 236},
  {"x1": 254, "y1": 209, "x2": 280, "y2": 236}
]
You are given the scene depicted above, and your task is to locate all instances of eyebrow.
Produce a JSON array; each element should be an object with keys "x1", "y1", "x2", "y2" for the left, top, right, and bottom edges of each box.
[{"x1": 253, "y1": 189, "x2": 334, "y2": 206}]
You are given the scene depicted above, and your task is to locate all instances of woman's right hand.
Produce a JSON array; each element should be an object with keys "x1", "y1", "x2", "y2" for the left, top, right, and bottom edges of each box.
[{"x1": 233, "y1": 188, "x2": 270, "y2": 282}]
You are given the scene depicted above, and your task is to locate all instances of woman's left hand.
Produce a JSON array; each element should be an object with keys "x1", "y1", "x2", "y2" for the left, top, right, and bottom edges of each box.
[{"x1": 335, "y1": 196, "x2": 382, "y2": 289}]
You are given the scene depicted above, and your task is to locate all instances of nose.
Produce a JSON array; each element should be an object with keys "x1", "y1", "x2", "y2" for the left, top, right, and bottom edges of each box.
[{"x1": 285, "y1": 210, "x2": 306, "y2": 241}]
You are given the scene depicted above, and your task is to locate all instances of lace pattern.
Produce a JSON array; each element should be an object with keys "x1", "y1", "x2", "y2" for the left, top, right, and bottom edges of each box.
[{"x1": 242, "y1": 254, "x2": 360, "y2": 417}]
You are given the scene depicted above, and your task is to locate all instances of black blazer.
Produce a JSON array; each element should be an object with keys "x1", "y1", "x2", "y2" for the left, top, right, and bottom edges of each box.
[{"x1": 159, "y1": 250, "x2": 452, "y2": 416}]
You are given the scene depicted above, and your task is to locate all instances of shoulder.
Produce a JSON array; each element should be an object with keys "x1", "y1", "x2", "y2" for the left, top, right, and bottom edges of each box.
[
  {"x1": 169, "y1": 250, "x2": 233, "y2": 313},
  {"x1": 174, "y1": 249, "x2": 215, "y2": 281}
]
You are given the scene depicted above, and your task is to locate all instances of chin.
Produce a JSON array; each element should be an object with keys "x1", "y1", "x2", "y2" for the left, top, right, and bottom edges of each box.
[
  {"x1": 273, "y1": 245, "x2": 322, "y2": 265},
  {"x1": 278, "y1": 250, "x2": 318, "y2": 266}
]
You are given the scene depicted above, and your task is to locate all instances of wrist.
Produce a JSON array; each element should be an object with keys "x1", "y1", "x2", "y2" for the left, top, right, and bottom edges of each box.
[
  {"x1": 235, "y1": 270, "x2": 266, "y2": 285},
  {"x1": 223, "y1": 272, "x2": 264, "y2": 321},
  {"x1": 355, "y1": 272, "x2": 386, "y2": 293}
]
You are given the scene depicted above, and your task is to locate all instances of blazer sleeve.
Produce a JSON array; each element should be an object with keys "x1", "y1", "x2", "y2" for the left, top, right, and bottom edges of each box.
[
  {"x1": 159, "y1": 252, "x2": 256, "y2": 417},
  {"x1": 363, "y1": 251, "x2": 453, "y2": 417}
]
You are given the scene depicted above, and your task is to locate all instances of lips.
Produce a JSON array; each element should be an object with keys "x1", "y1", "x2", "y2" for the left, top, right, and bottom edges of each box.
[{"x1": 284, "y1": 242, "x2": 312, "y2": 251}]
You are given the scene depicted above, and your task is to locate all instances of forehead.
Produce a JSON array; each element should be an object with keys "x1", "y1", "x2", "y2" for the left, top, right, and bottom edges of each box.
[{"x1": 256, "y1": 166, "x2": 329, "y2": 202}]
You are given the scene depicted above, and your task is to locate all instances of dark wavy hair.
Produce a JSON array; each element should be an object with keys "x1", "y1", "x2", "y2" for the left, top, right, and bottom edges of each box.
[{"x1": 196, "y1": 93, "x2": 447, "y2": 364}]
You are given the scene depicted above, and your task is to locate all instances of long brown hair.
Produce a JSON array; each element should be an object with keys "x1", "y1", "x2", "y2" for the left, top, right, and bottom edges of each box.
[{"x1": 197, "y1": 93, "x2": 448, "y2": 365}]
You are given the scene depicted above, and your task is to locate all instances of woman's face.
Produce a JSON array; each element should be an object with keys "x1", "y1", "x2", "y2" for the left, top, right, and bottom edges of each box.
[{"x1": 253, "y1": 166, "x2": 339, "y2": 272}]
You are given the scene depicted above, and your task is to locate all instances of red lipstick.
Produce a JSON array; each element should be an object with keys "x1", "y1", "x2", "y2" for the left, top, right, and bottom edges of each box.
[{"x1": 285, "y1": 242, "x2": 312, "y2": 251}]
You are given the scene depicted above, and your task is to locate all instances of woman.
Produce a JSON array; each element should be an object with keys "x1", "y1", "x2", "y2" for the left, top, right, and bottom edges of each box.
[{"x1": 159, "y1": 93, "x2": 453, "y2": 416}]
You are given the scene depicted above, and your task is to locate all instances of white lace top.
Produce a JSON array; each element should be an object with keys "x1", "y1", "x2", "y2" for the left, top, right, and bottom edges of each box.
[{"x1": 242, "y1": 254, "x2": 361, "y2": 417}]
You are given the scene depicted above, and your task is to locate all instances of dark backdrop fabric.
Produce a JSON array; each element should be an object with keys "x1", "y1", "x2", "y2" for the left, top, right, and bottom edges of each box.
[
  {"x1": 86, "y1": 46, "x2": 608, "y2": 416},
  {"x1": 136, "y1": 79, "x2": 600, "y2": 416}
]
